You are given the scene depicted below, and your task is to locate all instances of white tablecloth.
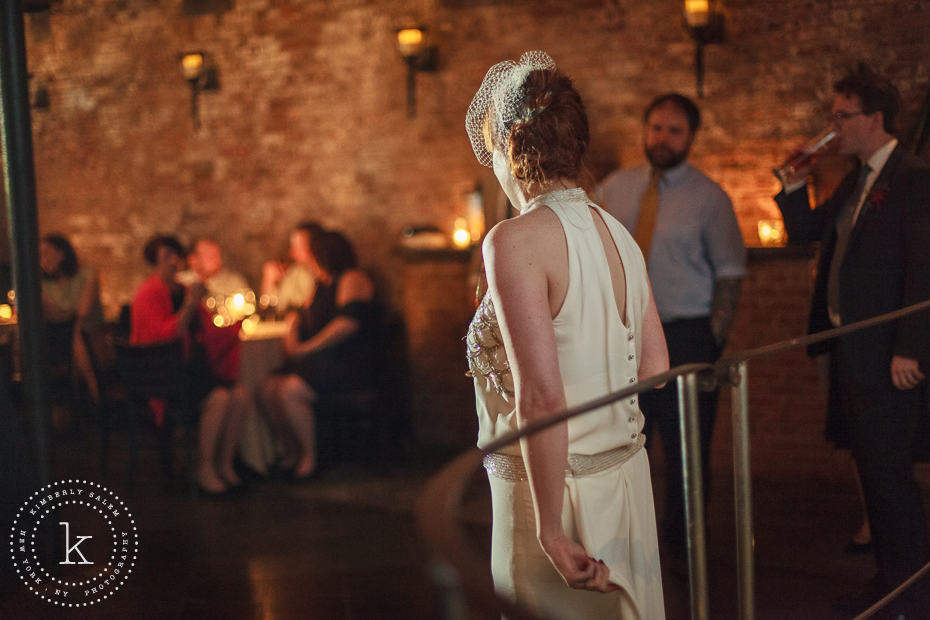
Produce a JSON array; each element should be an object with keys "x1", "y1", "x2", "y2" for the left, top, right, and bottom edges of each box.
[{"x1": 237, "y1": 321, "x2": 289, "y2": 474}]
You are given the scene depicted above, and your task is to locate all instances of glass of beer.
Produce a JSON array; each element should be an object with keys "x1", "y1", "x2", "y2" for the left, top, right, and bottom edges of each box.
[{"x1": 773, "y1": 127, "x2": 837, "y2": 184}]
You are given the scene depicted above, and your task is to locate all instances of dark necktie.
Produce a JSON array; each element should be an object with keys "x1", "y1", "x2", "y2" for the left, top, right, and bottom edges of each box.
[
  {"x1": 634, "y1": 169, "x2": 662, "y2": 259},
  {"x1": 826, "y1": 163, "x2": 872, "y2": 325}
]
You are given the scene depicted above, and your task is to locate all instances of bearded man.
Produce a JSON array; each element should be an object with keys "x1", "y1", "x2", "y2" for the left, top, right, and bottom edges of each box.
[{"x1": 597, "y1": 92, "x2": 746, "y2": 559}]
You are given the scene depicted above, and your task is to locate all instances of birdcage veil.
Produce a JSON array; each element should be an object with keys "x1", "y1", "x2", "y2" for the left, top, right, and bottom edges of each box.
[{"x1": 465, "y1": 51, "x2": 557, "y2": 167}]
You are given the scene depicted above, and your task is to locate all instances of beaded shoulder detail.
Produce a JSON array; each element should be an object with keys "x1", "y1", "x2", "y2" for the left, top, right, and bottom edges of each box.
[
  {"x1": 524, "y1": 187, "x2": 591, "y2": 213},
  {"x1": 465, "y1": 293, "x2": 514, "y2": 399}
]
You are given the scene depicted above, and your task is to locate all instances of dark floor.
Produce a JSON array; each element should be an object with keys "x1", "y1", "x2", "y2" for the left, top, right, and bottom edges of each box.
[{"x1": 2, "y1": 418, "x2": 928, "y2": 620}]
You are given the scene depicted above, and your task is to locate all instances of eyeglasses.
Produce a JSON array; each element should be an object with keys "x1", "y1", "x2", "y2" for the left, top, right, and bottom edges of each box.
[{"x1": 830, "y1": 110, "x2": 867, "y2": 122}]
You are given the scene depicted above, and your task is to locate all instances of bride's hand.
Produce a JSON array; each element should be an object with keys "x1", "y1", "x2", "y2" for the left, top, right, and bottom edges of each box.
[{"x1": 540, "y1": 534, "x2": 620, "y2": 593}]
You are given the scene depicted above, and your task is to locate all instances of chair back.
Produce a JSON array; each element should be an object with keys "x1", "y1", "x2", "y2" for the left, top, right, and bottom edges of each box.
[
  {"x1": 82, "y1": 325, "x2": 121, "y2": 402},
  {"x1": 110, "y1": 337, "x2": 188, "y2": 403}
]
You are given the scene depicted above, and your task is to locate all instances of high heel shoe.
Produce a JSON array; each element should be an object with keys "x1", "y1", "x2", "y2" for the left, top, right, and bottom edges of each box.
[
  {"x1": 288, "y1": 467, "x2": 320, "y2": 484},
  {"x1": 221, "y1": 475, "x2": 247, "y2": 494},
  {"x1": 196, "y1": 482, "x2": 231, "y2": 498},
  {"x1": 843, "y1": 538, "x2": 872, "y2": 554}
]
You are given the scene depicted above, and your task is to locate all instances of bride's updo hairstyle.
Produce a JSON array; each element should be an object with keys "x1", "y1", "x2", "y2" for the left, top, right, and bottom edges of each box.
[
  {"x1": 507, "y1": 68, "x2": 589, "y2": 188},
  {"x1": 466, "y1": 51, "x2": 588, "y2": 189}
]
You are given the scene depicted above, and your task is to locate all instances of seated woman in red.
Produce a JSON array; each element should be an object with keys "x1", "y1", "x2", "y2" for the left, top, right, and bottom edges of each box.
[{"x1": 130, "y1": 235, "x2": 246, "y2": 495}]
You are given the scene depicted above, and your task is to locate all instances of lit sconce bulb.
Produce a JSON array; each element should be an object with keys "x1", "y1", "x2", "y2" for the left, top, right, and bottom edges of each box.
[
  {"x1": 212, "y1": 314, "x2": 225, "y2": 328},
  {"x1": 396, "y1": 28, "x2": 425, "y2": 58},
  {"x1": 231, "y1": 292, "x2": 245, "y2": 311},
  {"x1": 452, "y1": 217, "x2": 471, "y2": 249},
  {"x1": 180, "y1": 52, "x2": 204, "y2": 81},
  {"x1": 684, "y1": 0, "x2": 711, "y2": 26},
  {"x1": 205, "y1": 296, "x2": 217, "y2": 310}
]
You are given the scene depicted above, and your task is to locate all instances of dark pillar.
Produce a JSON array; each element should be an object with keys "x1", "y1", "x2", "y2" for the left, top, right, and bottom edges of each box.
[{"x1": 0, "y1": 0, "x2": 50, "y2": 494}]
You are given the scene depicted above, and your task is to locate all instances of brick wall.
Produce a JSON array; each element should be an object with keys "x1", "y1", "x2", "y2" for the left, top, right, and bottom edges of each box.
[
  {"x1": 715, "y1": 249, "x2": 830, "y2": 477},
  {"x1": 5, "y1": 0, "x2": 929, "y2": 450}
]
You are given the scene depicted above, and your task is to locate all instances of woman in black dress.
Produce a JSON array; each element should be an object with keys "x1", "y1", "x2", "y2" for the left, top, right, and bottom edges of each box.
[{"x1": 260, "y1": 230, "x2": 376, "y2": 480}]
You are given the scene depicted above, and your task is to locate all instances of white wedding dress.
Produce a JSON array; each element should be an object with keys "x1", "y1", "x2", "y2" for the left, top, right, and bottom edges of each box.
[{"x1": 467, "y1": 187, "x2": 665, "y2": 619}]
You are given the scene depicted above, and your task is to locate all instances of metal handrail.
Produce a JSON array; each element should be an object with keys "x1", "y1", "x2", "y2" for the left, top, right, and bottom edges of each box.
[
  {"x1": 416, "y1": 364, "x2": 713, "y2": 620},
  {"x1": 416, "y1": 296, "x2": 930, "y2": 620}
]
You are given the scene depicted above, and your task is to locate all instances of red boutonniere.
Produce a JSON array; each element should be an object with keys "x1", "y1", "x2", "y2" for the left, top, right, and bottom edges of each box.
[{"x1": 866, "y1": 187, "x2": 889, "y2": 209}]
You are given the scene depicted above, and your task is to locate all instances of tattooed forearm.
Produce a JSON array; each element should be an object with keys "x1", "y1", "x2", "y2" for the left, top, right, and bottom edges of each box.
[{"x1": 710, "y1": 277, "x2": 743, "y2": 349}]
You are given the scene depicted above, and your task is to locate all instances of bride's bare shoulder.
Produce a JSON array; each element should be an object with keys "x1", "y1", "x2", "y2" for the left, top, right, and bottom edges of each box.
[{"x1": 486, "y1": 208, "x2": 559, "y2": 245}]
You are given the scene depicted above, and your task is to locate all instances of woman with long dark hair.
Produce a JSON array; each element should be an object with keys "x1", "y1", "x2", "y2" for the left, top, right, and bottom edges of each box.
[{"x1": 40, "y1": 233, "x2": 103, "y2": 404}]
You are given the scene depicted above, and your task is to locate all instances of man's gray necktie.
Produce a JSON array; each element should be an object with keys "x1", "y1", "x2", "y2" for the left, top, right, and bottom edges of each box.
[{"x1": 827, "y1": 163, "x2": 872, "y2": 325}]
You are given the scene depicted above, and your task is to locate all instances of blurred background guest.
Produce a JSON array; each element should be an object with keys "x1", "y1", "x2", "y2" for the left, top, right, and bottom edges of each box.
[
  {"x1": 261, "y1": 230, "x2": 376, "y2": 481},
  {"x1": 130, "y1": 235, "x2": 201, "y2": 344},
  {"x1": 130, "y1": 235, "x2": 245, "y2": 496},
  {"x1": 260, "y1": 221, "x2": 323, "y2": 316},
  {"x1": 40, "y1": 233, "x2": 104, "y2": 411},
  {"x1": 182, "y1": 237, "x2": 250, "y2": 404},
  {"x1": 596, "y1": 93, "x2": 746, "y2": 560},
  {"x1": 179, "y1": 237, "x2": 250, "y2": 296}
]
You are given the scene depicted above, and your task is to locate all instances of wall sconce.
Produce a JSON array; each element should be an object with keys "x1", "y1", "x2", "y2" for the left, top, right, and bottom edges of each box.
[
  {"x1": 396, "y1": 27, "x2": 437, "y2": 118},
  {"x1": 683, "y1": 0, "x2": 724, "y2": 97},
  {"x1": 179, "y1": 51, "x2": 220, "y2": 129}
]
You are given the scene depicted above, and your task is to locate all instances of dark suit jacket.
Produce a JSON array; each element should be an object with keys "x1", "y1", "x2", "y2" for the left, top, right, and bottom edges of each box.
[{"x1": 775, "y1": 145, "x2": 930, "y2": 390}]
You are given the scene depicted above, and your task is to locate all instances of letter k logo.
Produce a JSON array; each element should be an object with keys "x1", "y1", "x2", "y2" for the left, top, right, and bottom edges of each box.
[{"x1": 59, "y1": 522, "x2": 93, "y2": 565}]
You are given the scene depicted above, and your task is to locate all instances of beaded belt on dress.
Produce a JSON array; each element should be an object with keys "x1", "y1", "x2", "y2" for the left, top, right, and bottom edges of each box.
[{"x1": 483, "y1": 434, "x2": 646, "y2": 482}]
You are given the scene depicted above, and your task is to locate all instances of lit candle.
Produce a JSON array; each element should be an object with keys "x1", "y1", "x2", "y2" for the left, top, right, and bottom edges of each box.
[
  {"x1": 466, "y1": 186, "x2": 485, "y2": 243},
  {"x1": 452, "y1": 217, "x2": 471, "y2": 249},
  {"x1": 241, "y1": 315, "x2": 259, "y2": 335},
  {"x1": 757, "y1": 219, "x2": 785, "y2": 247},
  {"x1": 231, "y1": 293, "x2": 245, "y2": 311}
]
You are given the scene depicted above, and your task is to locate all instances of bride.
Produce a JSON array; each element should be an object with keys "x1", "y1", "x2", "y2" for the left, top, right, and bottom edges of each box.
[{"x1": 465, "y1": 51, "x2": 669, "y2": 619}]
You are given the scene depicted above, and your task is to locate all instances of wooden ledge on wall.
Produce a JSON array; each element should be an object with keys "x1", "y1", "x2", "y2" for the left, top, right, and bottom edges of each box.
[
  {"x1": 396, "y1": 245, "x2": 474, "y2": 263},
  {"x1": 398, "y1": 242, "x2": 816, "y2": 264},
  {"x1": 747, "y1": 244, "x2": 816, "y2": 262}
]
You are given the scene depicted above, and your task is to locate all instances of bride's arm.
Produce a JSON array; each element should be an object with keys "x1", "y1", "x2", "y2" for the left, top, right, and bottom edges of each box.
[{"x1": 483, "y1": 218, "x2": 614, "y2": 593}]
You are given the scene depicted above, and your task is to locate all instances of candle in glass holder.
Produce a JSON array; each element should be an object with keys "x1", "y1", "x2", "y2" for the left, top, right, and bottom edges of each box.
[
  {"x1": 452, "y1": 217, "x2": 471, "y2": 249},
  {"x1": 757, "y1": 219, "x2": 785, "y2": 247},
  {"x1": 466, "y1": 186, "x2": 485, "y2": 243}
]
